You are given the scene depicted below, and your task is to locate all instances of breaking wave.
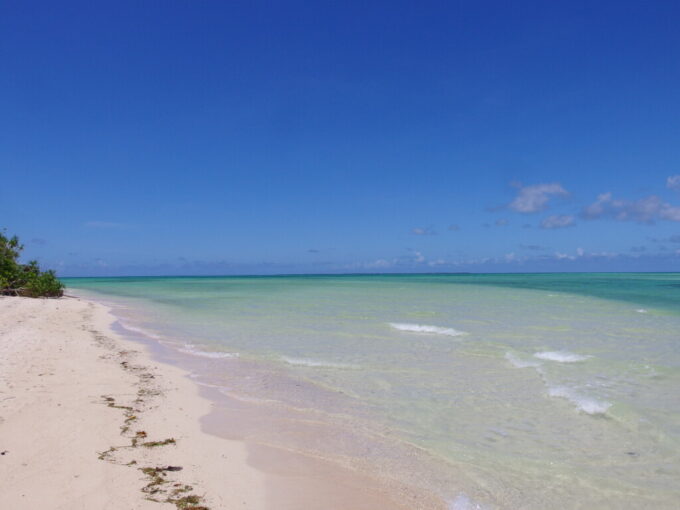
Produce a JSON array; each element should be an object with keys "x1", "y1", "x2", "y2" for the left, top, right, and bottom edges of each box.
[
  {"x1": 389, "y1": 323, "x2": 467, "y2": 337},
  {"x1": 534, "y1": 351, "x2": 590, "y2": 363},
  {"x1": 548, "y1": 386, "x2": 611, "y2": 415},
  {"x1": 505, "y1": 352, "x2": 542, "y2": 368}
]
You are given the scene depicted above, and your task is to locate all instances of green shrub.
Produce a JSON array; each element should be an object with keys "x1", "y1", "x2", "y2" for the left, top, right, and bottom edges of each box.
[
  {"x1": 24, "y1": 269, "x2": 64, "y2": 297},
  {"x1": 0, "y1": 229, "x2": 64, "y2": 298}
]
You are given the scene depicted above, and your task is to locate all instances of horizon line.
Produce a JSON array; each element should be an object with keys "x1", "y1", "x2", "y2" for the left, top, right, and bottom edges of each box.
[{"x1": 59, "y1": 270, "x2": 680, "y2": 279}]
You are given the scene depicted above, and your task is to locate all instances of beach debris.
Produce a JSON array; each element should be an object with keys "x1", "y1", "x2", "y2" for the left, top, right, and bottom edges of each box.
[
  {"x1": 171, "y1": 494, "x2": 208, "y2": 510},
  {"x1": 94, "y1": 332, "x2": 210, "y2": 508},
  {"x1": 140, "y1": 466, "x2": 208, "y2": 509},
  {"x1": 97, "y1": 446, "x2": 118, "y2": 461},
  {"x1": 141, "y1": 438, "x2": 176, "y2": 448}
]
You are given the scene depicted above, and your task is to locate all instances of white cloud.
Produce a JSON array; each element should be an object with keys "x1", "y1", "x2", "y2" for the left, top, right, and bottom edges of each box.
[
  {"x1": 509, "y1": 183, "x2": 568, "y2": 213},
  {"x1": 414, "y1": 251, "x2": 425, "y2": 263},
  {"x1": 495, "y1": 218, "x2": 509, "y2": 226},
  {"x1": 540, "y1": 215, "x2": 575, "y2": 229},
  {"x1": 411, "y1": 227, "x2": 436, "y2": 236},
  {"x1": 667, "y1": 175, "x2": 680, "y2": 191},
  {"x1": 447, "y1": 224, "x2": 460, "y2": 231},
  {"x1": 582, "y1": 193, "x2": 680, "y2": 223}
]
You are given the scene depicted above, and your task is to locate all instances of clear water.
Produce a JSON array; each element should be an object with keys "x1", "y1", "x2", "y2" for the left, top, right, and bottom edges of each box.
[{"x1": 64, "y1": 273, "x2": 680, "y2": 508}]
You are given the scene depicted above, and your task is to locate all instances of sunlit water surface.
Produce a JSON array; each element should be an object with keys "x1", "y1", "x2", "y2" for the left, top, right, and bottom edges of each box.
[{"x1": 64, "y1": 273, "x2": 680, "y2": 508}]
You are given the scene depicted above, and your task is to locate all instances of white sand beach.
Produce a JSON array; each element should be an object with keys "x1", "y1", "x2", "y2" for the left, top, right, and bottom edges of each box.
[{"x1": 0, "y1": 296, "x2": 267, "y2": 509}]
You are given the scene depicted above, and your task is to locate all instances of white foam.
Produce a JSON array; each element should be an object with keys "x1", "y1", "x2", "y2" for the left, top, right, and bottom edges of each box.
[
  {"x1": 187, "y1": 376, "x2": 229, "y2": 390},
  {"x1": 636, "y1": 308, "x2": 648, "y2": 314},
  {"x1": 534, "y1": 351, "x2": 590, "y2": 363},
  {"x1": 548, "y1": 386, "x2": 611, "y2": 415},
  {"x1": 119, "y1": 321, "x2": 163, "y2": 340},
  {"x1": 449, "y1": 493, "x2": 486, "y2": 510},
  {"x1": 280, "y1": 356, "x2": 359, "y2": 369},
  {"x1": 389, "y1": 323, "x2": 467, "y2": 337},
  {"x1": 178, "y1": 343, "x2": 239, "y2": 359},
  {"x1": 505, "y1": 352, "x2": 542, "y2": 368}
]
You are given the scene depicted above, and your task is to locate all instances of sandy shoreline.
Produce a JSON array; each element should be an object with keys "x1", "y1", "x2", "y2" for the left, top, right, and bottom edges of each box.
[
  {"x1": 0, "y1": 295, "x2": 266, "y2": 509},
  {"x1": 0, "y1": 295, "x2": 431, "y2": 509}
]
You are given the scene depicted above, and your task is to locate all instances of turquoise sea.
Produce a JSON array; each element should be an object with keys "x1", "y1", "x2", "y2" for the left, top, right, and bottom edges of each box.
[{"x1": 64, "y1": 273, "x2": 680, "y2": 509}]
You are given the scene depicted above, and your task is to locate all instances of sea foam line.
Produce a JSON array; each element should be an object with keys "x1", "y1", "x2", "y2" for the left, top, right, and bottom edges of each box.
[
  {"x1": 178, "y1": 343, "x2": 239, "y2": 359},
  {"x1": 505, "y1": 352, "x2": 542, "y2": 368},
  {"x1": 389, "y1": 323, "x2": 467, "y2": 337},
  {"x1": 533, "y1": 351, "x2": 590, "y2": 363},
  {"x1": 118, "y1": 321, "x2": 164, "y2": 340},
  {"x1": 547, "y1": 386, "x2": 611, "y2": 415},
  {"x1": 448, "y1": 493, "x2": 487, "y2": 510},
  {"x1": 280, "y1": 356, "x2": 360, "y2": 369}
]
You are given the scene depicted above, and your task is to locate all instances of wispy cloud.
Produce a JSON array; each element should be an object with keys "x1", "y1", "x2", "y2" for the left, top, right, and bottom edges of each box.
[
  {"x1": 540, "y1": 215, "x2": 575, "y2": 229},
  {"x1": 553, "y1": 247, "x2": 585, "y2": 260},
  {"x1": 84, "y1": 221, "x2": 126, "y2": 229},
  {"x1": 411, "y1": 226, "x2": 436, "y2": 236},
  {"x1": 509, "y1": 183, "x2": 568, "y2": 213},
  {"x1": 364, "y1": 259, "x2": 394, "y2": 269},
  {"x1": 582, "y1": 193, "x2": 680, "y2": 223},
  {"x1": 519, "y1": 244, "x2": 547, "y2": 251},
  {"x1": 648, "y1": 234, "x2": 680, "y2": 245},
  {"x1": 330, "y1": 247, "x2": 680, "y2": 274},
  {"x1": 667, "y1": 175, "x2": 680, "y2": 192},
  {"x1": 343, "y1": 250, "x2": 428, "y2": 271},
  {"x1": 447, "y1": 224, "x2": 460, "y2": 231},
  {"x1": 94, "y1": 258, "x2": 108, "y2": 267},
  {"x1": 495, "y1": 218, "x2": 509, "y2": 226}
]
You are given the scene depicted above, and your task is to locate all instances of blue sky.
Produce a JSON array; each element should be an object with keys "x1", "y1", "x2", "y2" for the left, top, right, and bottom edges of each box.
[{"x1": 2, "y1": 1, "x2": 680, "y2": 276}]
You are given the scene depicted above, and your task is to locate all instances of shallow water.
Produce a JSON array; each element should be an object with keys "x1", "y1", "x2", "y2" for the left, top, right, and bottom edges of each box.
[{"x1": 64, "y1": 273, "x2": 680, "y2": 508}]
